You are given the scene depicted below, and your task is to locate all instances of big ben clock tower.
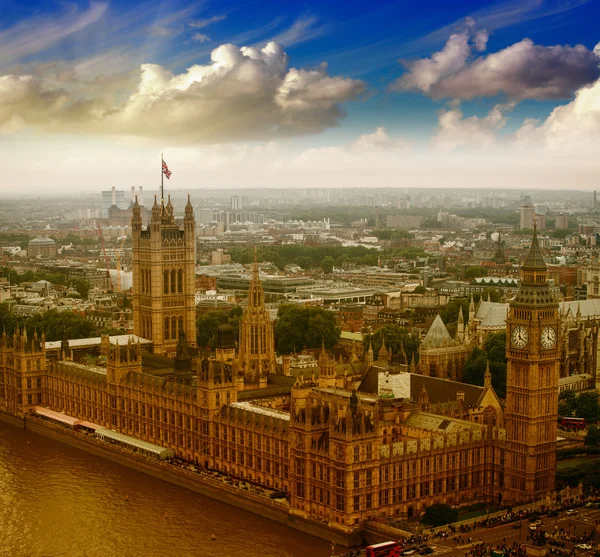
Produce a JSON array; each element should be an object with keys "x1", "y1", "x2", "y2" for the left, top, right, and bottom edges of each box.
[{"x1": 504, "y1": 224, "x2": 560, "y2": 504}]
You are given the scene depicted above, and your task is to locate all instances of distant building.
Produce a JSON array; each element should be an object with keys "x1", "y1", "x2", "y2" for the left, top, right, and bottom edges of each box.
[
  {"x1": 27, "y1": 237, "x2": 57, "y2": 258},
  {"x1": 231, "y1": 195, "x2": 242, "y2": 210},
  {"x1": 386, "y1": 215, "x2": 424, "y2": 229},
  {"x1": 555, "y1": 214, "x2": 569, "y2": 229},
  {"x1": 211, "y1": 249, "x2": 231, "y2": 266},
  {"x1": 519, "y1": 198, "x2": 535, "y2": 229}
]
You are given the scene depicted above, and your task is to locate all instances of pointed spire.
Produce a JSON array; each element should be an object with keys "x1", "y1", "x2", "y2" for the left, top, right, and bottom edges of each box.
[
  {"x1": 522, "y1": 221, "x2": 547, "y2": 271},
  {"x1": 484, "y1": 360, "x2": 492, "y2": 389}
]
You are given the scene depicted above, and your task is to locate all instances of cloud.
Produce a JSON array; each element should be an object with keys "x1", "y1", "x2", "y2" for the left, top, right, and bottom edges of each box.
[
  {"x1": 151, "y1": 26, "x2": 176, "y2": 37},
  {"x1": 513, "y1": 72, "x2": 600, "y2": 151},
  {"x1": 0, "y1": 2, "x2": 108, "y2": 67},
  {"x1": 189, "y1": 15, "x2": 226, "y2": 29},
  {"x1": 192, "y1": 33, "x2": 211, "y2": 43},
  {"x1": 349, "y1": 126, "x2": 409, "y2": 152},
  {"x1": 391, "y1": 22, "x2": 600, "y2": 101},
  {"x1": 431, "y1": 103, "x2": 513, "y2": 152},
  {"x1": 0, "y1": 41, "x2": 365, "y2": 143},
  {"x1": 270, "y1": 15, "x2": 328, "y2": 47}
]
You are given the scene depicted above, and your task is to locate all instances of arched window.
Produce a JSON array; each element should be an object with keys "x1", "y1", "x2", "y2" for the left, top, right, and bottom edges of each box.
[
  {"x1": 354, "y1": 445, "x2": 360, "y2": 462},
  {"x1": 163, "y1": 270, "x2": 169, "y2": 294},
  {"x1": 141, "y1": 270, "x2": 145, "y2": 293},
  {"x1": 171, "y1": 316, "x2": 177, "y2": 340},
  {"x1": 171, "y1": 270, "x2": 176, "y2": 293},
  {"x1": 146, "y1": 270, "x2": 151, "y2": 293},
  {"x1": 366, "y1": 443, "x2": 373, "y2": 460},
  {"x1": 36, "y1": 359, "x2": 40, "y2": 371},
  {"x1": 178, "y1": 269, "x2": 183, "y2": 293},
  {"x1": 26, "y1": 360, "x2": 31, "y2": 371},
  {"x1": 178, "y1": 316, "x2": 184, "y2": 338},
  {"x1": 594, "y1": 276, "x2": 599, "y2": 296},
  {"x1": 216, "y1": 392, "x2": 220, "y2": 406},
  {"x1": 164, "y1": 317, "x2": 169, "y2": 341}
]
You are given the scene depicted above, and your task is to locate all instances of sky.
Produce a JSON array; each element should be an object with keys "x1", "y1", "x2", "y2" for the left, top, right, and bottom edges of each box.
[{"x1": 1, "y1": 0, "x2": 600, "y2": 194}]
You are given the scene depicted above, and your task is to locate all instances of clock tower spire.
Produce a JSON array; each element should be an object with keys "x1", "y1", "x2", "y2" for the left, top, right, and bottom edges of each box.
[{"x1": 504, "y1": 223, "x2": 560, "y2": 503}]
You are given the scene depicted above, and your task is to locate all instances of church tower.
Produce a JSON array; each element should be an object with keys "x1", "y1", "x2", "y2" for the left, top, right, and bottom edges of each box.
[
  {"x1": 504, "y1": 224, "x2": 560, "y2": 503},
  {"x1": 237, "y1": 251, "x2": 276, "y2": 385},
  {"x1": 131, "y1": 194, "x2": 196, "y2": 355}
]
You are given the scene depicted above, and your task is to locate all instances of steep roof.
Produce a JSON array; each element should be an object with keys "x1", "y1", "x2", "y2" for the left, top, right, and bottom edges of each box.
[
  {"x1": 522, "y1": 226, "x2": 547, "y2": 271},
  {"x1": 421, "y1": 314, "x2": 453, "y2": 349}
]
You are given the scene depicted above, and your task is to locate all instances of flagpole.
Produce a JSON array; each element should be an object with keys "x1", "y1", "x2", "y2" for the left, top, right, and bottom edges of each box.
[{"x1": 161, "y1": 153, "x2": 164, "y2": 201}]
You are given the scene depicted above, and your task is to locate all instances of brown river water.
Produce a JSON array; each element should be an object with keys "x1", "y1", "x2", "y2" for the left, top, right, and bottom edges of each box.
[{"x1": 0, "y1": 421, "x2": 331, "y2": 557}]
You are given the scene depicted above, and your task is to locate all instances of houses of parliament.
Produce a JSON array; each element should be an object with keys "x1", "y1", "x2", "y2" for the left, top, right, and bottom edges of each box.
[{"x1": 0, "y1": 197, "x2": 572, "y2": 532}]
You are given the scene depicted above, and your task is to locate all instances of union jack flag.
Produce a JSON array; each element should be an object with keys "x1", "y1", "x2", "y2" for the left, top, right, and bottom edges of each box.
[{"x1": 162, "y1": 158, "x2": 172, "y2": 179}]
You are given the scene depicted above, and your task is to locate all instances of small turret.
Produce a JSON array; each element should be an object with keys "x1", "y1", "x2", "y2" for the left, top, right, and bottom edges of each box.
[{"x1": 484, "y1": 360, "x2": 492, "y2": 389}]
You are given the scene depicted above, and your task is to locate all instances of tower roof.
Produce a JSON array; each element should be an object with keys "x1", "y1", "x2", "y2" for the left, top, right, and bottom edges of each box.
[
  {"x1": 422, "y1": 314, "x2": 453, "y2": 349},
  {"x1": 522, "y1": 224, "x2": 547, "y2": 271}
]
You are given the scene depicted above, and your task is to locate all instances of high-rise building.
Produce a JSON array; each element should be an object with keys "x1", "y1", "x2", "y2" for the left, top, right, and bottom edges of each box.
[
  {"x1": 231, "y1": 195, "x2": 242, "y2": 210},
  {"x1": 504, "y1": 225, "x2": 560, "y2": 503},
  {"x1": 237, "y1": 252, "x2": 276, "y2": 386},
  {"x1": 131, "y1": 195, "x2": 196, "y2": 355},
  {"x1": 519, "y1": 197, "x2": 535, "y2": 230},
  {"x1": 555, "y1": 214, "x2": 569, "y2": 229}
]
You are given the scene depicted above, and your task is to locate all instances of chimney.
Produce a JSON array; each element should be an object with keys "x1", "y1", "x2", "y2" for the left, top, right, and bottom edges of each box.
[
  {"x1": 139, "y1": 186, "x2": 144, "y2": 206},
  {"x1": 131, "y1": 186, "x2": 135, "y2": 203},
  {"x1": 111, "y1": 186, "x2": 116, "y2": 206}
]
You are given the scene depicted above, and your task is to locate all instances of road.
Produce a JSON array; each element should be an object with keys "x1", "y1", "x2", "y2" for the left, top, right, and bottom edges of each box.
[{"x1": 423, "y1": 508, "x2": 600, "y2": 557}]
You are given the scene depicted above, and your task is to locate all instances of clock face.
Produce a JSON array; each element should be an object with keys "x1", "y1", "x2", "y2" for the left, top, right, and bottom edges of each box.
[
  {"x1": 511, "y1": 326, "x2": 528, "y2": 349},
  {"x1": 541, "y1": 326, "x2": 557, "y2": 350}
]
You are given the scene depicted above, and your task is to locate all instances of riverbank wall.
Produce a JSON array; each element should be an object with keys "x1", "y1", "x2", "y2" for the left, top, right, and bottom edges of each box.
[{"x1": 0, "y1": 410, "x2": 363, "y2": 548}]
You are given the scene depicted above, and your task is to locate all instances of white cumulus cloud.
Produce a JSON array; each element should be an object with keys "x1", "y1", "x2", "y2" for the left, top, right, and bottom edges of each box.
[
  {"x1": 431, "y1": 103, "x2": 513, "y2": 152},
  {"x1": 0, "y1": 41, "x2": 365, "y2": 143}
]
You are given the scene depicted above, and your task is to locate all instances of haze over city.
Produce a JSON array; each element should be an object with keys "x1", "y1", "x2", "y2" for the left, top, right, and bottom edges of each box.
[{"x1": 2, "y1": 0, "x2": 600, "y2": 193}]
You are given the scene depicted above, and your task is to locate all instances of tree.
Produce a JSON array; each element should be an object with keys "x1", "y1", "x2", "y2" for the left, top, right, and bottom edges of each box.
[
  {"x1": 461, "y1": 332, "x2": 507, "y2": 398},
  {"x1": 576, "y1": 392, "x2": 599, "y2": 421},
  {"x1": 464, "y1": 265, "x2": 487, "y2": 279},
  {"x1": 0, "y1": 309, "x2": 100, "y2": 341},
  {"x1": 421, "y1": 503, "x2": 458, "y2": 527},
  {"x1": 413, "y1": 285, "x2": 427, "y2": 294},
  {"x1": 295, "y1": 256, "x2": 312, "y2": 269},
  {"x1": 196, "y1": 307, "x2": 242, "y2": 350},
  {"x1": 585, "y1": 425, "x2": 600, "y2": 447},
  {"x1": 558, "y1": 391, "x2": 577, "y2": 417},
  {"x1": 274, "y1": 305, "x2": 340, "y2": 354},
  {"x1": 363, "y1": 324, "x2": 419, "y2": 365},
  {"x1": 321, "y1": 256, "x2": 334, "y2": 274},
  {"x1": 70, "y1": 278, "x2": 91, "y2": 300}
]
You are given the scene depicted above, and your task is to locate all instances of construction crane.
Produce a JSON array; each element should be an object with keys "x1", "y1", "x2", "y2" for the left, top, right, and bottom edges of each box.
[
  {"x1": 96, "y1": 222, "x2": 114, "y2": 291},
  {"x1": 115, "y1": 235, "x2": 127, "y2": 293}
]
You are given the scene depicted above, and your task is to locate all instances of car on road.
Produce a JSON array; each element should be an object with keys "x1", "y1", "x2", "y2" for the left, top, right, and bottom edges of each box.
[
  {"x1": 548, "y1": 510, "x2": 559, "y2": 517},
  {"x1": 513, "y1": 523, "x2": 521, "y2": 529},
  {"x1": 529, "y1": 525, "x2": 537, "y2": 531},
  {"x1": 585, "y1": 502, "x2": 594, "y2": 508},
  {"x1": 418, "y1": 546, "x2": 434, "y2": 555},
  {"x1": 534, "y1": 520, "x2": 542, "y2": 526},
  {"x1": 402, "y1": 550, "x2": 415, "y2": 555},
  {"x1": 567, "y1": 509, "x2": 578, "y2": 516},
  {"x1": 576, "y1": 544, "x2": 592, "y2": 550}
]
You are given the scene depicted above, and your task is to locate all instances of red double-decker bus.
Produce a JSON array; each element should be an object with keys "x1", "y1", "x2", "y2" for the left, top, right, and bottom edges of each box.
[
  {"x1": 561, "y1": 417, "x2": 585, "y2": 430},
  {"x1": 365, "y1": 541, "x2": 401, "y2": 557}
]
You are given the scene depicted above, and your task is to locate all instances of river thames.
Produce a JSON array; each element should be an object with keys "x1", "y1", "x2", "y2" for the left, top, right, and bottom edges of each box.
[{"x1": 0, "y1": 421, "x2": 331, "y2": 557}]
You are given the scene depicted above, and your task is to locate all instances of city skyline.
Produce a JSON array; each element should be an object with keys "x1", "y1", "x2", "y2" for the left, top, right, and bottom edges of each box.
[{"x1": 1, "y1": 0, "x2": 600, "y2": 192}]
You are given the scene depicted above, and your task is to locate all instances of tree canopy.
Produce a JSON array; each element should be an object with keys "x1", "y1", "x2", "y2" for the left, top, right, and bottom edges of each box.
[
  {"x1": 559, "y1": 390, "x2": 599, "y2": 421},
  {"x1": 274, "y1": 304, "x2": 340, "y2": 354},
  {"x1": 0, "y1": 307, "x2": 100, "y2": 341},
  {"x1": 363, "y1": 324, "x2": 420, "y2": 364},
  {"x1": 461, "y1": 331, "x2": 507, "y2": 398},
  {"x1": 421, "y1": 503, "x2": 458, "y2": 527},
  {"x1": 196, "y1": 307, "x2": 242, "y2": 350}
]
